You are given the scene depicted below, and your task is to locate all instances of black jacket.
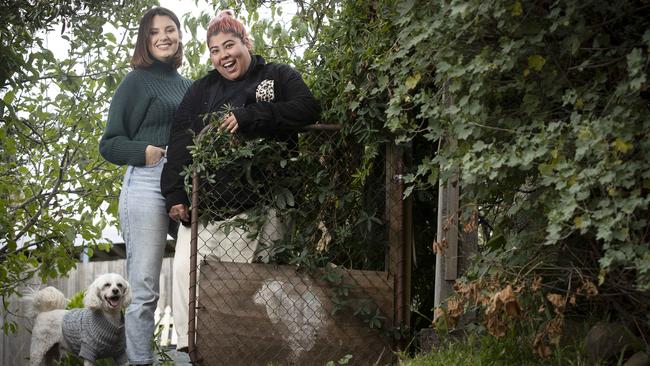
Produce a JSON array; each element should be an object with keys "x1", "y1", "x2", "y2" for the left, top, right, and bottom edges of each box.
[{"x1": 161, "y1": 55, "x2": 320, "y2": 217}]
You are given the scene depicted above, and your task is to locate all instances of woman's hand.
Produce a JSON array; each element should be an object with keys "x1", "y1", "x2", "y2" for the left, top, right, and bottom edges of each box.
[
  {"x1": 169, "y1": 204, "x2": 190, "y2": 223},
  {"x1": 145, "y1": 145, "x2": 166, "y2": 165},
  {"x1": 219, "y1": 113, "x2": 239, "y2": 134}
]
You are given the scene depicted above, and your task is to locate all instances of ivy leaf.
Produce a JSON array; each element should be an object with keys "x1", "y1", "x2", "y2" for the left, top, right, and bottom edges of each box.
[
  {"x1": 527, "y1": 55, "x2": 546, "y2": 71},
  {"x1": 405, "y1": 73, "x2": 421, "y2": 90},
  {"x1": 344, "y1": 81, "x2": 356, "y2": 92},
  {"x1": 613, "y1": 138, "x2": 633, "y2": 154},
  {"x1": 397, "y1": 0, "x2": 415, "y2": 16},
  {"x1": 511, "y1": 1, "x2": 523, "y2": 16}
]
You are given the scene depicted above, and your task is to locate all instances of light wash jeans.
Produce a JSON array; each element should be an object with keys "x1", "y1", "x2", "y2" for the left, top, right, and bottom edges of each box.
[{"x1": 119, "y1": 157, "x2": 169, "y2": 365}]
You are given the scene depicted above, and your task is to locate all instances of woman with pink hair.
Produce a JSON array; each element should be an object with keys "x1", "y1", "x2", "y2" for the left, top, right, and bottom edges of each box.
[{"x1": 161, "y1": 9, "x2": 320, "y2": 351}]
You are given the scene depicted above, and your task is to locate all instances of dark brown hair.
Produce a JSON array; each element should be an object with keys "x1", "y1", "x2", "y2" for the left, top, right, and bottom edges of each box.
[
  {"x1": 131, "y1": 7, "x2": 183, "y2": 69},
  {"x1": 206, "y1": 9, "x2": 253, "y2": 50}
]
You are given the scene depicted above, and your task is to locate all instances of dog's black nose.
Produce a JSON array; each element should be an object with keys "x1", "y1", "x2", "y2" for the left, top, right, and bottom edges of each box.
[{"x1": 112, "y1": 288, "x2": 119, "y2": 294}]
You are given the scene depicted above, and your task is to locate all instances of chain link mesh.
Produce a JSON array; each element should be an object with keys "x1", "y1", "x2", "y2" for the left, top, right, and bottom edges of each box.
[{"x1": 186, "y1": 126, "x2": 402, "y2": 365}]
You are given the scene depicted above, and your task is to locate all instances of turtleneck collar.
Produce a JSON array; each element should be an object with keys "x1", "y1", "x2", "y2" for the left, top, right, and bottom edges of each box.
[{"x1": 142, "y1": 59, "x2": 179, "y2": 79}]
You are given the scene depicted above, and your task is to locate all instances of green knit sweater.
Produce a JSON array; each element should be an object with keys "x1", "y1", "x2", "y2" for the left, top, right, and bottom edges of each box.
[{"x1": 99, "y1": 61, "x2": 192, "y2": 166}]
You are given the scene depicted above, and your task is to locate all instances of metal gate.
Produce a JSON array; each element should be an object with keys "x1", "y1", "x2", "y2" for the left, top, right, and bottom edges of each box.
[{"x1": 185, "y1": 124, "x2": 410, "y2": 365}]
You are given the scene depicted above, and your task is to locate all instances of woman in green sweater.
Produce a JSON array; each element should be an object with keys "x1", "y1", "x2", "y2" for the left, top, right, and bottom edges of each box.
[{"x1": 98, "y1": 7, "x2": 192, "y2": 365}]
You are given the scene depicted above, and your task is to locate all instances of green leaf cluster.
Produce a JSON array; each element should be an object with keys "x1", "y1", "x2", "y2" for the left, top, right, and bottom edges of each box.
[
  {"x1": 188, "y1": 110, "x2": 387, "y2": 271},
  {"x1": 258, "y1": 0, "x2": 650, "y2": 338},
  {"x1": 302, "y1": 1, "x2": 649, "y2": 282},
  {"x1": 0, "y1": 0, "x2": 157, "y2": 305}
]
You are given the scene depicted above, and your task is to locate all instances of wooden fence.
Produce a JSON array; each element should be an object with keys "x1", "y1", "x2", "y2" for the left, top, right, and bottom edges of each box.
[
  {"x1": 0, "y1": 258, "x2": 176, "y2": 366},
  {"x1": 155, "y1": 305, "x2": 177, "y2": 347}
]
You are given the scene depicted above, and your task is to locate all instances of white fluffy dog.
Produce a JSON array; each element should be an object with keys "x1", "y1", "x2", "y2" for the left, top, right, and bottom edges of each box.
[{"x1": 26, "y1": 273, "x2": 131, "y2": 366}]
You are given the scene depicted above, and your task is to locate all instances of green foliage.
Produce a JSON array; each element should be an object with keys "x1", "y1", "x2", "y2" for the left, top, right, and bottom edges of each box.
[
  {"x1": 0, "y1": 0, "x2": 157, "y2": 306},
  {"x1": 208, "y1": 0, "x2": 650, "y2": 352},
  {"x1": 188, "y1": 108, "x2": 387, "y2": 270},
  {"x1": 410, "y1": 0, "x2": 650, "y2": 290},
  {"x1": 178, "y1": 0, "x2": 650, "y2": 346},
  {"x1": 153, "y1": 318, "x2": 174, "y2": 366},
  {"x1": 66, "y1": 290, "x2": 85, "y2": 309},
  {"x1": 405, "y1": 317, "x2": 611, "y2": 366},
  {"x1": 400, "y1": 331, "x2": 589, "y2": 366},
  {"x1": 280, "y1": 0, "x2": 649, "y2": 340},
  {"x1": 415, "y1": 0, "x2": 649, "y2": 342},
  {"x1": 325, "y1": 354, "x2": 353, "y2": 366}
]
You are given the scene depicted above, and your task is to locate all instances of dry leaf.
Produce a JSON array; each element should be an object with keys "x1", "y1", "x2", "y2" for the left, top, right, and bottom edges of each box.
[
  {"x1": 532, "y1": 316, "x2": 565, "y2": 358},
  {"x1": 533, "y1": 329, "x2": 553, "y2": 358},
  {"x1": 447, "y1": 297, "x2": 464, "y2": 318},
  {"x1": 441, "y1": 216, "x2": 454, "y2": 231},
  {"x1": 463, "y1": 210, "x2": 478, "y2": 233},
  {"x1": 455, "y1": 281, "x2": 482, "y2": 305},
  {"x1": 432, "y1": 240, "x2": 442, "y2": 254},
  {"x1": 531, "y1": 276, "x2": 542, "y2": 292},
  {"x1": 546, "y1": 316, "x2": 564, "y2": 338},
  {"x1": 316, "y1": 221, "x2": 332, "y2": 252},
  {"x1": 514, "y1": 285, "x2": 524, "y2": 293},
  {"x1": 478, "y1": 294, "x2": 491, "y2": 306},
  {"x1": 486, "y1": 294, "x2": 499, "y2": 316},
  {"x1": 498, "y1": 284, "x2": 522, "y2": 317},
  {"x1": 546, "y1": 293, "x2": 565, "y2": 315},
  {"x1": 486, "y1": 315, "x2": 507, "y2": 337},
  {"x1": 504, "y1": 300, "x2": 521, "y2": 317},
  {"x1": 578, "y1": 280, "x2": 598, "y2": 297},
  {"x1": 484, "y1": 284, "x2": 522, "y2": 338},
  {"x1": 537, "y1": 345, "x2": 552, "y2": 358}
]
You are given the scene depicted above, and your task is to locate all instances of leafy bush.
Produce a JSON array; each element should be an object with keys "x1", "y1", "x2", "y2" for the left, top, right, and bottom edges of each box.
[
  {"x1": 287, "y1": 0, "x2": 650, "y2": 356},
  {"x1": 190, "y1": 0, "x2": 649, "y2": 355},
  {"x1": 185, "y1": 107, "x2": 387, "y2": 270}
]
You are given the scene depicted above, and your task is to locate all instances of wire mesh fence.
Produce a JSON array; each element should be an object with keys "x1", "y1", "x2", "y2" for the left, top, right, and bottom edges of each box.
[{"x1": 185, "y1": 124, "x2": 406, "y2": 365}]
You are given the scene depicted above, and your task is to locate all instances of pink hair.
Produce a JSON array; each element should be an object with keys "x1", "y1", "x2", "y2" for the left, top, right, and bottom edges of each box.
[{"x1": 206, "y1": 9, "x2": 252, "y2": 48}]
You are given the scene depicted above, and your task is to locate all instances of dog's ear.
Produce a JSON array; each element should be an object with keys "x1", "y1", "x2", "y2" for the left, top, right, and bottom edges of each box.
[
  {"x1": 122, "y1": 281, "x2": 132, "y2": 309},
  {"x1": 83, "y1": 277, "x2": 103, "y2": 310}
]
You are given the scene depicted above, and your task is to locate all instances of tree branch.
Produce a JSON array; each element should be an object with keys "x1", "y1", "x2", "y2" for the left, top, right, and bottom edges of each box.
[{"x1": 13, "y1": 147, "x2": 71, "y2": 243}]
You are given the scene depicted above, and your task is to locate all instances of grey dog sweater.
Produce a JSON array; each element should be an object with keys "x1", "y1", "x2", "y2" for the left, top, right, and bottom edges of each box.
[{"x1": 62, "y1": 308, "x2": 127, "y2": 364}]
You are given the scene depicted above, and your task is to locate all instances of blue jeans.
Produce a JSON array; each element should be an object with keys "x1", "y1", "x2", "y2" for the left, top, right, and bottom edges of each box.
[{"x1": 119, "y1": 157, "x2": 169, "y2": 364}]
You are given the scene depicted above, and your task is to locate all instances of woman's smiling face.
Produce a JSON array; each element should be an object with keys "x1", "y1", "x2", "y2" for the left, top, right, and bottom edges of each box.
[
  {"x1": 208, "y1": 32, "x2": 252, "y2": 81},
  {"x1": 147, "y1": 15, "x2": 180, "y2": 64}
]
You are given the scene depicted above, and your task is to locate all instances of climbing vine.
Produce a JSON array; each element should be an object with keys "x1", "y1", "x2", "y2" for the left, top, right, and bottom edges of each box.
[{"x1": 199, "y1": 0, "x2": 650, "y2": 354}]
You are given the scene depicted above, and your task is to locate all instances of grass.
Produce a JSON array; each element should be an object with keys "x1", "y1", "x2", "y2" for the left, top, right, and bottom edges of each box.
[{"x1": 398, "y1": 328, "x2": 593, "y2": 366}]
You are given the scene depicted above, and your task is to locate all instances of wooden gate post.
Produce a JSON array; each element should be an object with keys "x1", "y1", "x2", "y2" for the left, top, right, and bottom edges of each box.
[
  {"x1": 385, "y1": 143, "x2": 412, "y2": 338},
  {"x1": 434, "y1": 170, "x2": 459, "y2": 307},
  {"x1": 434, "y1": 83, "x2": 478, "y2": 309}
]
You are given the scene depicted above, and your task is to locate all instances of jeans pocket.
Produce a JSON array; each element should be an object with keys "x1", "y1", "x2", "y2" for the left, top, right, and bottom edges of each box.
[{"x1": 144, "y1": 156, "x2": 165, "y2": 168}]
